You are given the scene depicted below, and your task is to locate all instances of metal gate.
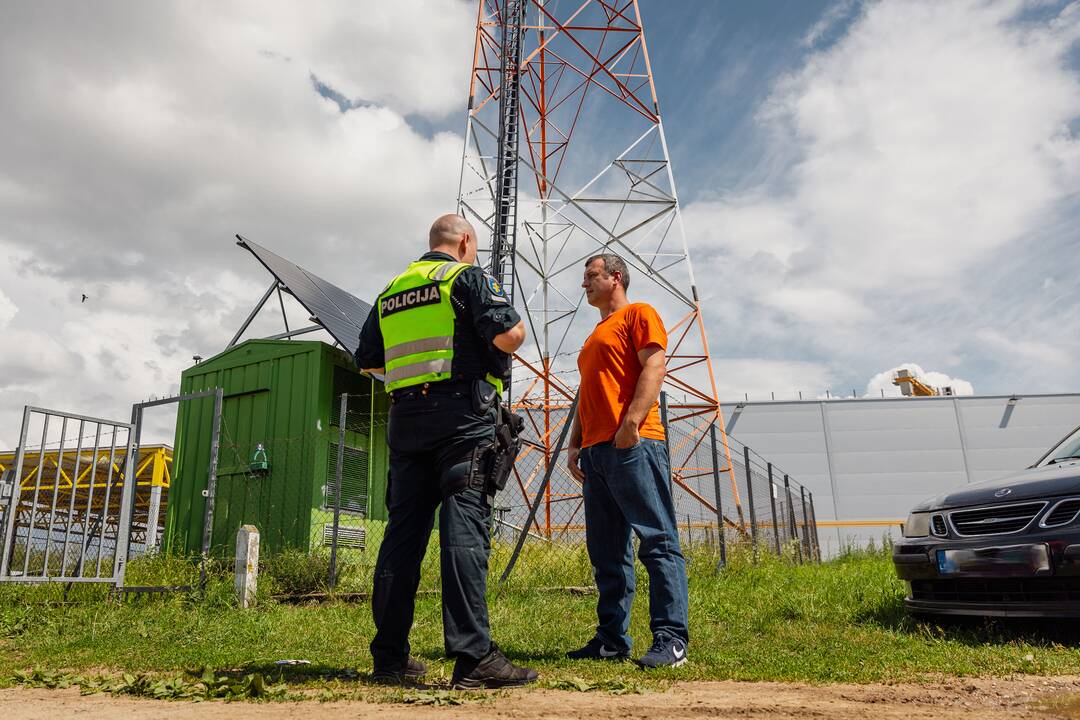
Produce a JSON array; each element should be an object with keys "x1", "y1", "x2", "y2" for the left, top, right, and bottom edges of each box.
[
  {"x1": 0, "y1": 407, "x2": 136, "y2": 585},
  {"x1": 0, "y1": 389, "x2": 223, "y2": 590}
]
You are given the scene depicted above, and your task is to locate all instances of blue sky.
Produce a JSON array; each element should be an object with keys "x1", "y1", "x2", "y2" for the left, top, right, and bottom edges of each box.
[{"x1": 0, "y1": 0, "x2": 1077, "y2": 445}]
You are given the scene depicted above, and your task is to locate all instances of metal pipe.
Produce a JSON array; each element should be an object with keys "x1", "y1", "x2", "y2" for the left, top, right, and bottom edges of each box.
[
  {"x1": 132, "y1": 388, "x2": 220, "y2": 411},
  {"x1": 276, "y1": 285, "x2": 290, "y2": 335},
  {"x1": 743, "y1": 445, "x2": 757, "y2": 560},
  {"x1": 0, "y1": 407, "x2": 32, "y2": 577},
  {"x1": 328, "y1": 393, "x2": 348, "y2": 590},
  {"x1": 41, "y1": 416, "x2": 68, "y2": 575},
  {"x1": 659, "y1": 391, "x2": 672, "y2": 491},
  {"x1": 75, "y1": 424, "x2": 103, "y2": 578},
  {"x1": 227, "y1": 280, "x2": 278, "y2": 348},
  {"x1": 198, "y1": 389, "x2": 224, "y2": 591},
  {"x1": 95, "y1": 427, "x2": 120, "y2": 577},
  {"x1": 59, "y1": 420, "x2": 85, "y2": 575},
  {"x1": 808, "y1": 491, "x2": 822, "y2": 562},
  {"x1": 709, "y1": 423, "x2": 726, "y2": 570},
  {"x1": 785, "y1": 474, "x2": 802, "y2": 564},
  {"x1": 800, "y1": 486, "x2": 812, "y2": 561},
  {"x1": 767, "y1": 462, "x2": 781, "y2": 557},
  {"x1": 263, "y1": 324, "x2": 323, "y2": 342},
  {"x1": 500, "y1": 393, "x2": 579, "y2": 583},
  {"x1": 23, "y1": 414, "x2": 51, "y2": 576},
  {"x1": 113, "y1": 412, "x2": 140, "y2": 586}
]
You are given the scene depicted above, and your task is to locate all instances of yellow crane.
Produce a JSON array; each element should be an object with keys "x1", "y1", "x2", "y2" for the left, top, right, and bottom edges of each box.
[{"x1": 892, "y1": 369, "x2": 953, "y2": 397}]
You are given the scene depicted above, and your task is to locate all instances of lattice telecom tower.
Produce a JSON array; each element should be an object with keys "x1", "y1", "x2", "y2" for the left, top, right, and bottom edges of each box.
[{"x1": 457, "y1": 0, "x2": 742, "y2": 537}]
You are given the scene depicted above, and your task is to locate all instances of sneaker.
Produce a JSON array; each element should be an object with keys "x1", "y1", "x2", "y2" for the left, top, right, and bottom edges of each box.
[
  {"x1": 451, "y1": 644, "x2": 538, "y2": 689},
  {"x1": 371, "y1": 655, "x2": 426, "y2": 684},
  {"x1": 566, "y1": 636, "x2": 630, "y2": 661},
  {"x1": 636, "y1": 635, "x2": 688, "y2": 669}
]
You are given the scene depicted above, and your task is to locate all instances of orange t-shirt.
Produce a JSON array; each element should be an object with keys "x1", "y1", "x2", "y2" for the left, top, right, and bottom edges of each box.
[{"x1": 577, "y1": 303, "x2": 667, "y2": 448}]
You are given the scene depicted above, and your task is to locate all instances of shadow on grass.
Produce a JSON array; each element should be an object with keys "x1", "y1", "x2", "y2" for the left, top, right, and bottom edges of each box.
[
  {"x1": 855, "y1": 593, "x2": 1080, "y2": 647},
  {"x1": 205, "y1": 662, "x2": 441, "y2": 689}
]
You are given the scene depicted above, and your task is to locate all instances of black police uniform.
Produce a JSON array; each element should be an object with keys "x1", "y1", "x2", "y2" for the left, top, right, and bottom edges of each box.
[{"x1": 355, "y1": 250, "x2": 521, "y2": 668}]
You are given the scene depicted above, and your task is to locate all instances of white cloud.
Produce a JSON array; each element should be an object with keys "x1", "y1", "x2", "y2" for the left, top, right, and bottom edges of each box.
[
  {"x1": 0, "y1": 3, "x2": 477, "y2": 446},
  {"x1": 865, "y1": 363, "x2": 975, "y2": 398},
  {"x1": 716, "y1": 359, "x2": 836, "y2": 402},
  {"x1": 0, "y1": 289, "x2": 16, "y2": 330},
  {"x1": 974, "y1": 327, "x2": 1072, "y2": 368},
  {"x1": 686, "y1": 0, "x2": 1080, "y2": 395}
]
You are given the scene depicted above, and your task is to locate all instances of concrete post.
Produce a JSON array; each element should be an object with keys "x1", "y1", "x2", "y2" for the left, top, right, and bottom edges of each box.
[
  {"x1": 234, "y1": 525, "x2": 259, "y2": 608},
  {"x1": 144, "y1": 485, "x2": 163, "y2": 551}
]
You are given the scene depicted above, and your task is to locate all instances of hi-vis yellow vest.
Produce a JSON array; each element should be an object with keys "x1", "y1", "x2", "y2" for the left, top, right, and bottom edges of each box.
[{"x1": 378, "y1": 260, "x2": 503, "y2": 395}]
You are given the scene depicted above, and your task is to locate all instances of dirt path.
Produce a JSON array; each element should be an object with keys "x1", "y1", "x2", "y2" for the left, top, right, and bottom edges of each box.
[{"x1": 5, "y1": 676, "x2": 1080, "y2": 719}]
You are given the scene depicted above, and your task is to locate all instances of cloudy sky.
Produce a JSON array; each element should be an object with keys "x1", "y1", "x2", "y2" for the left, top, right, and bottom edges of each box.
[{"x1": 0, "y1": 0, "x2": 1077, "y2": 446}]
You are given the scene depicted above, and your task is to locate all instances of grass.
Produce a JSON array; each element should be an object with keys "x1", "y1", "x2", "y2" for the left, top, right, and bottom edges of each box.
[{"x1": 3, "y1": 546, "x2": 1080, "y2": 699}]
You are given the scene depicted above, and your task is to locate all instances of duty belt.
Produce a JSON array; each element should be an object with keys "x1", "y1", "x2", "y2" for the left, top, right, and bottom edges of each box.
[{"x1": 389, "y1": 379, "x2": 474, "y2": 402}]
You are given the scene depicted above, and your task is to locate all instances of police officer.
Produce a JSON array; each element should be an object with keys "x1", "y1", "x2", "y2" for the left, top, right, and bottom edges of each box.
[{"x1": 355, "y1": 213, "x2": 537, "y2": 689}]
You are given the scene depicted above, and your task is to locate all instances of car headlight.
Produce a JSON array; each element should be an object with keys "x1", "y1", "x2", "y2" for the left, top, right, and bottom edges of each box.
[{"x1": 904, "y1": 512, "x2": 930, "y2": 538}]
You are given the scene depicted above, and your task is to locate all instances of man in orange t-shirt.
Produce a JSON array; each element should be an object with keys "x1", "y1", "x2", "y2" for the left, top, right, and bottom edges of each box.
[{"x1": 565, "y1": 253, "x2": 689, "y2": 669}]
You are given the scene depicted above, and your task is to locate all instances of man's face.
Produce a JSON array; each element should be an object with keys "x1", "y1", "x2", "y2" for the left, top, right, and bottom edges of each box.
[{"x1": 582, "y1": 258, "x2": 617, "y2": 307}]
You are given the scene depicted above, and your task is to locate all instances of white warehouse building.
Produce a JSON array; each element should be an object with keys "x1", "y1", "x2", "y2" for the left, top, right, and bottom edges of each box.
[{"x1": 719, "y1": 393, "x2": 1080, "y2": 557}]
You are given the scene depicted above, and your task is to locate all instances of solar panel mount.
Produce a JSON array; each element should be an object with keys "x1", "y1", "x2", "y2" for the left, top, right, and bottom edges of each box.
[{"x1": 232, "y1": 234, "x2": 372, "y2": 355}]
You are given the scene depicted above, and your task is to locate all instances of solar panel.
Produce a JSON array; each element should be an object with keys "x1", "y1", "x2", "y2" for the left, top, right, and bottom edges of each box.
[{"x1": 236, "y1": 235, "x2": 372, "y2": 355}]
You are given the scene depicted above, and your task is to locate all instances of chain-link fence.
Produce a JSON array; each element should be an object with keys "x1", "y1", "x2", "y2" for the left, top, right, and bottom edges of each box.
[{"x1": 323, "y1": 392, "x2": 821, "y2": 593}]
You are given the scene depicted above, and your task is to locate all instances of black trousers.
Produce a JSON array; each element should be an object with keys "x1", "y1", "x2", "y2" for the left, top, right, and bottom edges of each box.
[{"x1": 370, "y1": 388, "x2": 496, "y2": 665}]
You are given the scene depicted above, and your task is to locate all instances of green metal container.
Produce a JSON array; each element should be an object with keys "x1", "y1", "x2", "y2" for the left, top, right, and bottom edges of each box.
[{"x1": 162, "y1": 339, "x2": 389, "y2": 557}]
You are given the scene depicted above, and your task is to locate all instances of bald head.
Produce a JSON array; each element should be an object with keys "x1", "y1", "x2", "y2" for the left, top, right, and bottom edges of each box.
[{"x1": 429, "y1": 213, "x2": 478, "y2": 260}]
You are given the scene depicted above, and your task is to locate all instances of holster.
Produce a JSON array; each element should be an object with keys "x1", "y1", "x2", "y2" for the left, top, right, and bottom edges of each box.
[{"x1": 467, "y1": 401, "x2": 524, "y2": 496}]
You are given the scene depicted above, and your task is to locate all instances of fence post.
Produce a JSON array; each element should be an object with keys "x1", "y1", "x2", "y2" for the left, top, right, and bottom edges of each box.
[
  {"x1": 799, "y1": 486, "x2": 812, "y2": 562},
  {"x1": 198, "y1": 388, "x2": 224, "y2": 592},
  {"x1": 501, "y1": 393, "x2": 580, "y2": 583},
  {"x1": 659, "y1": 392, "x2": 672, "y2": 492},
  {"x1": 742, "y1": 446, "x2": 758, "y2": 560},
  {"x1": 784, "y1": 474, "x2": 802, "y2": 564},
  {"x1": 709, "y1": 423, "x2": 727, "y2": 570},
  {"x1": 808, "y1": 491, "x2": 822, "y2": 562},
  {"x1": 234, "y1": 525, "x2": 260, "y2": 608},
  {"x1": 767, "y1": 463, "x2": 781, "y2": 558},
  {"x1": 0, "y1": 407, "x2": 31, "y2": 577},
  {"x1": 329, "y1": 393, "x2": 347, "y2": 590}
]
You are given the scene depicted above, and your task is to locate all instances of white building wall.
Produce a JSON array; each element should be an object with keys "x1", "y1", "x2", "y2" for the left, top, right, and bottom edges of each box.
[{"x1": 719, "y1": 394, "x2": 1080, "y2": 557}]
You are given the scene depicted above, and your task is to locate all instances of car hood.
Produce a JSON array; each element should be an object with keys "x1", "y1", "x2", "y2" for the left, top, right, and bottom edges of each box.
[{"x1": 910, "y1": 459, "x2": 1080, "y2": 512}]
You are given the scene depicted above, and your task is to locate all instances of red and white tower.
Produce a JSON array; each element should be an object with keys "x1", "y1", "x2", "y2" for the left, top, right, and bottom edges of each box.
[{"x1": 457, "y1": 1, "x2": 744, "y2": 541}]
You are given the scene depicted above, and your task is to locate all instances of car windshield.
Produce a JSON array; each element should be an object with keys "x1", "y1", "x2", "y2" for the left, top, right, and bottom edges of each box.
[{"x1": 1041, "y1": 426, "x2": 1080, "y2": 466}]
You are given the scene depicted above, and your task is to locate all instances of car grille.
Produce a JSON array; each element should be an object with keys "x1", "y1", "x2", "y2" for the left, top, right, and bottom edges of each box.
[
  {"x1": 911, "y1": 577, "x2": 1080, "y2": 604},
  {"x1": 931, "y1": 515, "x2": 948, "y2": 536},
  {"x1": 949, "y1": 501, "x2": 1046, "y2": 537},
  {"x1": 1042, "y1": 498, "x2": 1080, "y2": 528}
]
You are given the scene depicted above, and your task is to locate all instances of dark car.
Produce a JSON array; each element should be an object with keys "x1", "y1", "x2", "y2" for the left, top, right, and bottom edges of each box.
[{"x1": 893, "y1": 424, "x2": 1080, "y2": 617}]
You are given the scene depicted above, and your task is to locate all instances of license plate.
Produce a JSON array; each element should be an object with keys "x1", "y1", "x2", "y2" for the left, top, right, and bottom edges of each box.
[{"x1": 937, "y1": 543, "x2": 1051, "y2": 577}]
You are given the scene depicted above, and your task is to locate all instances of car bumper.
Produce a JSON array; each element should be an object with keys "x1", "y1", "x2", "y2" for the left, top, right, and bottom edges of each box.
[{"x1": 893, "y1": 531, "x2": 1080, "y2": 617}]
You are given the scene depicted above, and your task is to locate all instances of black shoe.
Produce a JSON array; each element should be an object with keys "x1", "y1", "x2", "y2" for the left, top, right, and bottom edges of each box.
[
  {"x1": 451, "y1": 644, "x2": 538, "y2": 689},
  {"x1": 566, "y1": 636, "x2": 629, "y2": 661},
  {"x1": 635, "y1": 635, "x2": 688, "y2": 669},
  {"x1": 371, "y1": 655, "x2": 427, "y2": 684}
]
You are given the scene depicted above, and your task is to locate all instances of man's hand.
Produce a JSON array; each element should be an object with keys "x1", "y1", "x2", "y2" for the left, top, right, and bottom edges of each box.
[
  {"x1": 567, "y1": 446, "x2": 585, "y2": 482},
  {"x1": 613, "y1": 419, "x2": 640, "y2": 449}
]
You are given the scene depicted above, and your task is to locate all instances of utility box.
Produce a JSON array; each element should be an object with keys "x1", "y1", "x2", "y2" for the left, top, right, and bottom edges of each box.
[{"x1": 162, "y1": 340, "x2": 389, "y2": 557}]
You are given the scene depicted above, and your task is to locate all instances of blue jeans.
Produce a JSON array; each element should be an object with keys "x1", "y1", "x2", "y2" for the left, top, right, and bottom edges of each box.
[{"x1": 580, "y1": 439, "x2": 689, "y2": 652}]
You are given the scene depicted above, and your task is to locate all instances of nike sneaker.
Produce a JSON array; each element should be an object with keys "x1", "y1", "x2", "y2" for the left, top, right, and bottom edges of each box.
[
  {"x1": 636, "y1": 635, "x2": 687, "y2": 668},
  {"x1": 565, "y1": 636, "x2": 630, "y2": 661}
]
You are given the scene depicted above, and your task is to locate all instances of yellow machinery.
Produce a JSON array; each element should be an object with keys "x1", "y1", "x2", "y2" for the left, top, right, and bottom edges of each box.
[
  {"x1": 893, "y1": 369, "x2": 953, "y2": 397},
  {"x1": 0, "y1": 445, "x2": 173, "y2": 547}
]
